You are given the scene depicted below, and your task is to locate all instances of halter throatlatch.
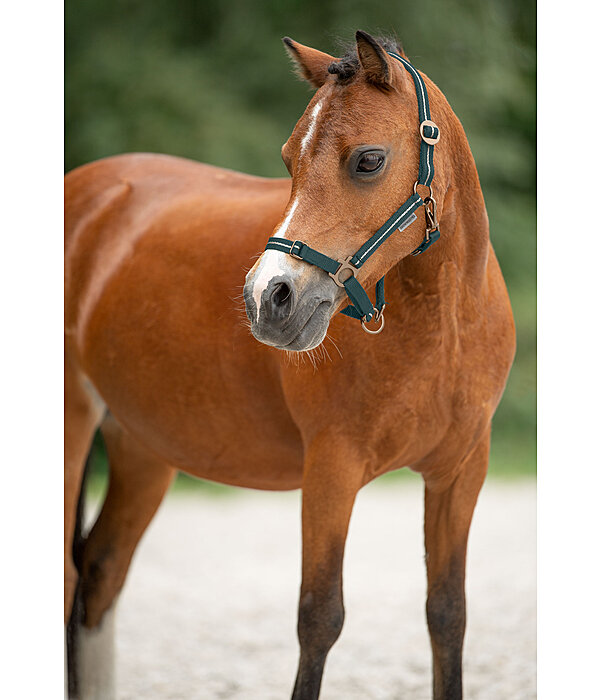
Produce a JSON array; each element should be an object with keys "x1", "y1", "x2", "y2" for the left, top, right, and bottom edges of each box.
[{"x1": 264, "y1": 52, "x2": 441, "y2": 334}]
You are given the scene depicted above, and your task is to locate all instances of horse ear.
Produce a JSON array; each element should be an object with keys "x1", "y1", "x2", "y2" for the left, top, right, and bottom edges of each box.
[
  {"x1": 355, "y1": 30, "x2": 399, "y2": 90},
  {"x1": 282, "y1": 37, "x2": 336, "y2": 89}
]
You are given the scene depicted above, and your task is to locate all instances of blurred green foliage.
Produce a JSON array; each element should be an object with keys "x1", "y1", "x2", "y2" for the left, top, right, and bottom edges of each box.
[{"x1": 67, "y1": 0, "x2": 535, "y2": 479}]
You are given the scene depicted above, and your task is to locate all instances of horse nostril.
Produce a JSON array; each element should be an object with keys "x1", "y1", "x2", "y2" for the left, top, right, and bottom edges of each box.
[
  {"x1": 264, "y1": 279, "x2": 295, "y2": 324},
  {"x1": 271, "y1": 282, "x2": 292, "y2": 308}
]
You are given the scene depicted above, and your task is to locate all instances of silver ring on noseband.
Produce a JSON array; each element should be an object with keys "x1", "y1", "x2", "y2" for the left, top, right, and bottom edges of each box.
[{"x1": 361, "y1": 306, "x2": 385, "y2": 334}]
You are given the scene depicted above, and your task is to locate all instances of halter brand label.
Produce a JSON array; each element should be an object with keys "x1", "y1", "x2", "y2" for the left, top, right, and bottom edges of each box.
[{"x1": 398, "y1": 213, "x2": 417, "y2": 232}]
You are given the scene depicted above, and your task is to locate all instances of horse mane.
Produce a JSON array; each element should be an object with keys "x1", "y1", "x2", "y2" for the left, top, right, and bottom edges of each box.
[{"x1": 328, "y1": 36, "x2": 405, "y2": 84}]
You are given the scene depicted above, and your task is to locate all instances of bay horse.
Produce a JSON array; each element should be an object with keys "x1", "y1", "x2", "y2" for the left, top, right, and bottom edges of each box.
[{"x1": 65, "y1": 32, "x2": 515, "y2": 699}]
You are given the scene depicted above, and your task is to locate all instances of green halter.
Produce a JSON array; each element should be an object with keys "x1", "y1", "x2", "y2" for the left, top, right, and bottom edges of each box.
[{"x1": 264, "y1": 53, "x2": 441, "y2": 334}]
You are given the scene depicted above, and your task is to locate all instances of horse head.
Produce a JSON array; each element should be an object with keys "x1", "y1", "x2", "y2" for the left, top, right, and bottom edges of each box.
[{"x1": 244, "y1": 31, "x2": 441, "y2": 351}]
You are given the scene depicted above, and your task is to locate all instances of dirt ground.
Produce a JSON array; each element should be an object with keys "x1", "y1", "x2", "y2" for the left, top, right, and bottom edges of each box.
[{"x1": 106, "y1": 478, "x2": 535, "y2": 699}]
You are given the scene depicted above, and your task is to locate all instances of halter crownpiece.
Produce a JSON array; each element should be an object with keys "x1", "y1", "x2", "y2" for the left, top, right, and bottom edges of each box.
[{"x1": 265, "y1": 52, "x2": 441, "y2": 334}]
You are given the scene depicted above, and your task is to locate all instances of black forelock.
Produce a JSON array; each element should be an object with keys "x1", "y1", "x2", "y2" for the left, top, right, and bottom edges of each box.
[{"x1": 327, "y1": 35, "x2": 404, "y2": 83}]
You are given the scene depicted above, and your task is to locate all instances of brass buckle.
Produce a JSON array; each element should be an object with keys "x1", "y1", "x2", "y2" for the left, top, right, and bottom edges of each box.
[
  {"x1": 361, "y1": 306, "x2": 385, "y2": 334},
  {"x1": 329, "y1": 256, "x2": 358, "y2": 288},
  {"x1": 289, "y1": 240, "x2": 304, "y2": 260},
  {"x1": 419, "y1": 119, "x2": 440, "y2": 145}
]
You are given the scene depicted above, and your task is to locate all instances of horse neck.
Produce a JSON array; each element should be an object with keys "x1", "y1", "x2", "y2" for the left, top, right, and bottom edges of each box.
[{"x1": 394, "y1": 106, "x2": 491, "y2": 301}]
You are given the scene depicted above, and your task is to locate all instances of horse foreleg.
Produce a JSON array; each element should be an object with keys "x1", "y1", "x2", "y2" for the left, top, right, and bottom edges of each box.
[
  {"x1": 291, "y1": 440, "x2": 364, "y2": 700},
  {"x1": 423, "y1": 429, "x2": 490, "y2": 700},
  {"x1": 74, "y1": 415, "x2": 174, "y2": 699}
]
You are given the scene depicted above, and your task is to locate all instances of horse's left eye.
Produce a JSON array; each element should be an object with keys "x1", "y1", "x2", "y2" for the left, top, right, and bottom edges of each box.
[{"x1": 356, "y1": 152, "x2": 385, "y2": 173}]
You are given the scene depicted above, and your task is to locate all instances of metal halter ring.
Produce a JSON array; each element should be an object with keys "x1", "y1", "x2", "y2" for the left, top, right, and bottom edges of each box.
[
  {"x1": 414, "y1": 181, "x2": 434, "y2": 199},
  {"x1": 361, "y1": 306, "x2": 385, "y2": 334}
]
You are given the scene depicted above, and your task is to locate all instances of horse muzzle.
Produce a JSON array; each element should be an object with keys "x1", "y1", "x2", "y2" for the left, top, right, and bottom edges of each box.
[{"x1": 243, "y1": 270, "x2": 336, "y2": 351}]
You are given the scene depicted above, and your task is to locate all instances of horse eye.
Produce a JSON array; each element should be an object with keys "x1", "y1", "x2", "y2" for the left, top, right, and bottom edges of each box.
[{"x1": 356, "y1": 152, "x2": 385, "y2": 173}]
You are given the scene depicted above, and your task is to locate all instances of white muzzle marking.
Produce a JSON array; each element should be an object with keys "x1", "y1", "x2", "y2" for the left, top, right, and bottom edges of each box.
[
  {"x1": 251, "y1": 198, "x2": 299, "y2": 321},
  {"x1": 249, "y1": 99, "x2": 324, "y2": 322}
]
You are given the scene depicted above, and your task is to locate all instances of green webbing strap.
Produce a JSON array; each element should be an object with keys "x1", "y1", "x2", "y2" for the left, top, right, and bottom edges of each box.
[
  {"x1": 265, "y1": 237, "x2": 381, "y2": 321},
  {"x1": 340, "y1": 277, "x2": 386, "y2": 320},
  {"x1": 340, "y1": 275, "x2": 378, "y2": 320},
  {"x1": 265, "y1": 238, "x2": 339, "y2": 274},
  {"x1": 262, "y1": 53, "x2": 440, "y2": 328},
  {"x1": 411, "y1": 228, "x2": 440, "y2": 256},
  {"x1": 350, "y1": 193, "x2": 423, "y2": 268},
  {"x1": 388, "y1": 52, "x2": 439, "y2": 187}
]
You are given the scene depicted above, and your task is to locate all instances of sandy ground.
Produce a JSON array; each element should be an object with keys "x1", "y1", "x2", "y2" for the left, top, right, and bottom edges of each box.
[{"x1": 103, "y1": 479, "x2": 535, "y2": 699}]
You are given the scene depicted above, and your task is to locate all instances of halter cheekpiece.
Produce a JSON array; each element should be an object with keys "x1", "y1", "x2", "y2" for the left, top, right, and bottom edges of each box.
[{"x1": 264, "y1": 52, "x2": 441, "y2": 334}]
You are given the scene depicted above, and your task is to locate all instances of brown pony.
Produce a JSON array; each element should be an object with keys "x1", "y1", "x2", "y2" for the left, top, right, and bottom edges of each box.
[{"x1": 65, "y1": 32, "x2": 515, "y2": 699}]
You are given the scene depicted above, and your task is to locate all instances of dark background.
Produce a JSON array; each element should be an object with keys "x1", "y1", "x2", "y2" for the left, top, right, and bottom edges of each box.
[{"x1": 66, "y1": 0, "x2": 535, "y2": 477}]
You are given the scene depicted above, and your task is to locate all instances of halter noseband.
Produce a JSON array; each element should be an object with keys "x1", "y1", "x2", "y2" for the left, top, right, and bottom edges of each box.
[{"x1": 264, "y1": 52, "x2": 441, "y2": 334}]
